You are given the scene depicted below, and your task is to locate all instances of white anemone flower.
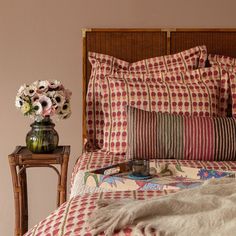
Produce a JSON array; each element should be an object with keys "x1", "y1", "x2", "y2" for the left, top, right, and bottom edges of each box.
[
  {"x1": 24, "y1": 85, "x2": 37, "y2": 97},
  {"x1": 58, "y1": 102, "x2": 71, "y2": 119},
  {"x1": 47, "y1": 91, "x2": 56, "y2": 99},
  {"x1": 32, "y1": 101, "x2": 43, "y2": 115},
  {"x1": 61, "y1": 102, "x2": 70, "y2": 113},
  {"x1": 37, "y1": 80, "x2": 49, "y2": 93},
  {"x1": 17, "y1": 84, "x2": 27, "y2": 96},
  {"x1": 15, "y1": 96, "x2": 24, "y2": 108},
  {"x1": 38, "y1": 95, "x2": 52, "y2": 112},
  {"x1": 48, "y1": 80, "x2": 61, "y2": 89},
  {"x1": 53, "y1": 91, "x2": 65, "y2": 107},
  {"x1": 32, "y1": 94, "x2": 39, "y2": 102}
]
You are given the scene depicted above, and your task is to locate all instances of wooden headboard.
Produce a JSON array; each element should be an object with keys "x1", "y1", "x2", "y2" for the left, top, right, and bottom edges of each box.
[{"x1": 82, "y1": 28, "x2": 236, "y2": 141}]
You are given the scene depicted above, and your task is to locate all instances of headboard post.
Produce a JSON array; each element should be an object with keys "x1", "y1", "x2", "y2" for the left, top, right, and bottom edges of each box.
[
  {"x1": 82, "y1": 28, "x2": 91, "y2": 143},
  {"x1": 161, "y1": 28, "x2": 176, "y2": 54}
]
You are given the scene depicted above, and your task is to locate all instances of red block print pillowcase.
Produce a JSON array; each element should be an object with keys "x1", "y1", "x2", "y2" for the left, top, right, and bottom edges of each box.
[
  {"x1": 89, "y1": 45, "x2": 207, "y2": 74},
  {"x1": 228, "y1": 72, "x2": 236, "y2": 117},
  {"x1": 100, "y1": 67, "x2": 231, "y2": 154},
  {"x1": 86, "y1": 46, "x2": 208, "y2": 150},
  {"x1": 208, "y1": 54, "x2": 236, "y2": 69},
  {"x1": 208, "y1": 54, "x2": 236, "y2": 117},
  {"x1": 127, "y1": 106, "x2": 236, "y2": 161}
]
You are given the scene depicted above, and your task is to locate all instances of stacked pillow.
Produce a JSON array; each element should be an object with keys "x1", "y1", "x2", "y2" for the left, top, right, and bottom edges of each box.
[
  {"x1": 208, "y1": 54, "x2": 236, "y2": 117},
  {"x1": 208, "y1": 54, "x2": 236, "y2": 69},
  {"x1": 86, "y1": 46, "x2": 236, "y2": 161},
  {"x1": 86, "y1": 46, "x2": 207, "y2": 149},
  {"x1": 99, "y1": 67, "x2": 231, "y2": 154}
]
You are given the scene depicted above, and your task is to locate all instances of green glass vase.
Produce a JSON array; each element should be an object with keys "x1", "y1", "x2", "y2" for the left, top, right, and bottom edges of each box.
[{"x1": 26, "y1": 116, "x2": 59, "y2": 153}]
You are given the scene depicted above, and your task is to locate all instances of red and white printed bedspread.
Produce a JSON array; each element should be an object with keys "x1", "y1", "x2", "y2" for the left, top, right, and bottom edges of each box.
[
  {"x1": 25, "y1": 151, "x2": 236, "y2": 236},
  {"x1": 70, "y1": 150, "x2": 236, "y2": 198},
  {"x1": 25, "y1": 189, "x2": 179, "y2": 236}
]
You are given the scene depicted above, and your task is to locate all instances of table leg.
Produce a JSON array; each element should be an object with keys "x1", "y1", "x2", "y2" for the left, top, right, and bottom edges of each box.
[
  {"x1": 9, "y1": 158, "x2": 21, "y2": 236},
  {"x1": 19, "y1": 166, "x2": 28, "y2": 234},
  {"x1": 58, "y1": 154, "x2": 69, "y2": 206}
]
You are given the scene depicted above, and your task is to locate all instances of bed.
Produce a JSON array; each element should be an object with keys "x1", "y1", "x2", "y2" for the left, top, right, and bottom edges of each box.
[{"x1": 24, "y1": 28, "x2": 236, "y2": 236}]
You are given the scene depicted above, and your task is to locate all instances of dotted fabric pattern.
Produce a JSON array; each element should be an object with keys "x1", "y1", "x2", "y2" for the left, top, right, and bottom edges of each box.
[
  {"x1": 25, "y1": 190, "x2": 179, "y2": 236},
  {"x1": 208, "y1": 54, "x2": 236, "y2": 118},
  {"x1": 99, "y1": 67, "x2": 231, "y2": 154},
  {"x1": 208, "y1": 54, "x2": 236, "y2": 68},
  {"x1": 86, "y1": 46, "x2": 207, "y2": 150}
]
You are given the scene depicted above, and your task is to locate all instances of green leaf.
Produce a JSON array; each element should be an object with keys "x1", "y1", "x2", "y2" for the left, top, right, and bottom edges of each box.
[
  {"x1": 175, "y1": 164, "x2": 184, "y2": 173},
  {"x1": 84, "y1": 172, "x2": 99, "y2": 187}
]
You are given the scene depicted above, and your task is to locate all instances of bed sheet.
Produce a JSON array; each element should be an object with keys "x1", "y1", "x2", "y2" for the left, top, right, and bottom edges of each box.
[{"x1": 70, "y1": 150, "x2": 236, "y2": 198}]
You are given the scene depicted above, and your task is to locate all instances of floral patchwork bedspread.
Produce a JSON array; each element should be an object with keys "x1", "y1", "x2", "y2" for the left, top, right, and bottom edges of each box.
[{"x1": 70, "y1": 150, "x2": 236, "y2": 198}]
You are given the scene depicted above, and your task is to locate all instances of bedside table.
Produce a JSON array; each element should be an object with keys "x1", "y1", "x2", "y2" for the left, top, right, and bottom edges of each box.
[{"x1": 8, "y1": 145, "x2": 70, "y2": 236}]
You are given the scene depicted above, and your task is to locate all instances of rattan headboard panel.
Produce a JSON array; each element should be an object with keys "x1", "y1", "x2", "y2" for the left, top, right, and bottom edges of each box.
[
  {"x1": 82, "y1": 28, "x2": 236, "y2": 141},
  {"x1": 170, "y1": 30, "x2": 236, "y2": 57},
  {"x1": 84, "y1": 30, "x2": 167, "y2": 88}
]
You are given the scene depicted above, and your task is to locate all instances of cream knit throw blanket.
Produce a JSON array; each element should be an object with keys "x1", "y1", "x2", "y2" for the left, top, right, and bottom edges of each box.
[{"x1": 88, "y1": 178, "x2": 236, "y2": 236}]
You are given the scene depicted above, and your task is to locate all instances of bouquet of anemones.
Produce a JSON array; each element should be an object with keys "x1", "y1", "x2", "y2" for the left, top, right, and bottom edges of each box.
[{"x1": 15, "y1": 80, "x2": 72, "y2": 121}]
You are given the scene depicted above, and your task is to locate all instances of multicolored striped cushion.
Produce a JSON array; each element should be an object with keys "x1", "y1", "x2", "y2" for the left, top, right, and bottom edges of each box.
[
  {"x1": 127, "y1": 106, "x2": 236, "y2": 161},
  {"x1": 100, "y1": 67, "x2": 231, "y2": 154},
  {"x1": 86, "y1": 46, "x2": 207, "y2": 150}
]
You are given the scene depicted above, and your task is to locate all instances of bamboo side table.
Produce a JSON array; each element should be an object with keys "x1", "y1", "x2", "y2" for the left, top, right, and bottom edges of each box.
[{"x1": 8, "y1": 145, "x2": 70, "y2": 236}]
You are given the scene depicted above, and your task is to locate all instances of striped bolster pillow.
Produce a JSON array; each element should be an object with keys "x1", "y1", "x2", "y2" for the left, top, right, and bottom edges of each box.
[{"x1": 127, "y1": 106, "x2": 236, "y2": 161}]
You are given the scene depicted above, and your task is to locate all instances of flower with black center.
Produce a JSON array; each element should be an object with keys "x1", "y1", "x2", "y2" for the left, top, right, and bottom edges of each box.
[
  {"x1": 37, "y1": 80, "x2": 49, "y2": 93},
  {"x1": 32, "y1": 101, "x2": 43, "y2": 115},
  {"x1": 53, "y1": 91, "x2": 65, "y2": 107},
  {"x1": 58, "y1": 102, "x2": 71, "y2": 119},
  {"x1": 16, "y1": 80, "x2": 71, "y2": 120},
  {"x1": 32, "y1": 94, "x2": 39, "y2": 102},
  {"x1": 38, "y1": 95, "x2": 52, "y2": 112},
  {"x1": 15, "y1": 97, "x2": 24, "y2": 108},
  {"x1": 24, "y1": 85, "x2": 37, "y2": 97},
  {"x1": 49, "y1": 80, "x2": 61, "y2": 90}
]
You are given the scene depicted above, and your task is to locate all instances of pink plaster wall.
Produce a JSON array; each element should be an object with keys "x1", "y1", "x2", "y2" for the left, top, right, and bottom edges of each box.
[{"x1": 1, "y1": 0, "x2": 236, "y2": 235}]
